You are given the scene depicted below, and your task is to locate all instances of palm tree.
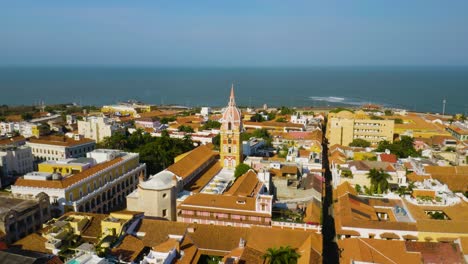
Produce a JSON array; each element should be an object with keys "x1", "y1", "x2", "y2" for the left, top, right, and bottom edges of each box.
[
  {"x1": 367, "y1": 168, "x2": 392, "y2": 194},
  {"x1": 263, "y1": 246, "x2": 301, "y2": 264}
]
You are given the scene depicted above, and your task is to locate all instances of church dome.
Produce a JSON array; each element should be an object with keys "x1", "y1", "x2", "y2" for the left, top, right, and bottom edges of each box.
[{"x1": 221, "y1": 85, "x2": 242, "y2": 130}]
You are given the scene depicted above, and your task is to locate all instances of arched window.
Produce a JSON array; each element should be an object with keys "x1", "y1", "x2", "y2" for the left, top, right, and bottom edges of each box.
[{"x1": 228, "y1": 122, "x2": 232, "y2": 130}]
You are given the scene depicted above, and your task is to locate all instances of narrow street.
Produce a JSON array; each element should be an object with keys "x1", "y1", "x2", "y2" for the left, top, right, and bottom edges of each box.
[{"x1": 321, "y1": 125, "x2": 339, "y2": 263}]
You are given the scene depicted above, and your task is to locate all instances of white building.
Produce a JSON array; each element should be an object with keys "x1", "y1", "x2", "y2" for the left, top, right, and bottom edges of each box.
[
  {"x1": 290, "y1": 114, "x2": 308, "y2": 125},
  {"x1": 78, "y1": 116, "x2": 122, "y2": 143},
  {"x1": 11, "y1": 149, "x2": 146, "y2": 216},
  {"x1": 26, "y1": 135, "x2": 96, "y2": 162},
  {"x1": 0, "y1": 145, "x2": 34, "y2": 187},
  {"x1": 134, "y1": 118, "x2": 161, "y2": 130},
  {"x1": 200, "y1": 107, "x2": 212, "y2": 117}
]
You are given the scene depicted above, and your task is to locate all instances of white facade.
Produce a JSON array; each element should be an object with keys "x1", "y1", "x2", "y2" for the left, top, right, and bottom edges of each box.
[
  {"x1": 26, "y1": 139, "x2": 96, "y2": 162},
  {"x1": 0, "y1": 146, "x2": 34, "y2": 186},
  {"x1": 200, "y1": 107, "x2": 212, "y2": 117},
  {"x1": 78, "y1": 116, "x2": 120, "y2": 143},
  {"x1": 11, "y1": 150, "x2": 146, "y2": 215}
]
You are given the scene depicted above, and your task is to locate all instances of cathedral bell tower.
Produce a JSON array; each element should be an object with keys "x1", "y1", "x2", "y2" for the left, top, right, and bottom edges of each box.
[{"x1": 220, "y1": 84, "x2": 243, "y2": 170}]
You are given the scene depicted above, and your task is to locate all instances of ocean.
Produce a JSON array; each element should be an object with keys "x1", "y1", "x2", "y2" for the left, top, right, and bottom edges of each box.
[{"x1": 0, "y1": 66, "x2": 467, "y2": 114}]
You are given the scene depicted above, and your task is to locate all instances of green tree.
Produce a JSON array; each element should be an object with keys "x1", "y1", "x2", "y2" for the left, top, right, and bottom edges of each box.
[
  {"x1": 178, "y1": 125, "x2": 195, "y2": 133},
  {"x1": 384, "y1": 110, "x2": 392, "y2": 116},
  {"x1": 367, "y1": 168, "x2": 392, "y2": 194},
  {"x1": 275, "y1": 117, "x2": 287, "y2": 122},
  {"x1": 349, "y1": 139, "x2": 371, "y2": 148},
  {"x1": 393, "y1": 118, "x2": 403, "y2": 124},
  {"x1": 234, "y1": 163, "x2": 251, "y2": 179},
  {"x1": 278, "y1": 106, "x2": 295, "y2": 115},
  {"x1": 212, "y1": 134, "x2": 220, "y2": 150},
  {"x1": 21, "y1": 112, "x2": 33, "y2": 121},
  {"x1": 201, "y1": 120, "x2": 221, "y2": 130},
  {"x1": 250, "y1": 113, "x2": 265, "y2": 122},
  {"x1": 355, "y1": 184, "x2": 362, "y2": 194},
  {"x1": 263, "y1": 246, "x2": 301, "y2": 264}
]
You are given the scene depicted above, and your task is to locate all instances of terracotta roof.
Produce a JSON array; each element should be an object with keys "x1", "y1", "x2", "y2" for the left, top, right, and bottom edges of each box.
[
  {"x1": 334, "y1": 194, "x2": 418, "y2": 232},
  {"x1": 178, "y1": 193, "x2": 267, "y2": 214},
  {"x1": 111, "y1": 235, "x2": 146, "y2": 262},
  {"x1": 14, "y1": 157, "x2": 124, "y2": 189},
  {"x1": 379, "y1": 153, "x2": 398, "y2": 163},
  {"x1": 184, "y1": 162, "x2": 222, "y2": 193},
  {"x1": 334, "y1": 182, "x2": 357, "y2": 198},
  {"x1": 134, "y1": 218, "x2": 322, "y2": 264},
  {"x1": 13, "y1": 233, "x2": 51, "y2": 254},
  {"x1": 136, "y1": 219, "x2": 189, "y2": 248},
  {"x1": 224, "y1": 170, "x2": 261, "y2": 197},
  {"x1": 244, "y1": 121, "x2": 305, "y2": 129},
  {"x1": 338, "y1": 238, "x2": 422, "y2": 264},
  {"x1": 153, "y1": 238, "x2": 179, "y2": 252},
  {"x1": 403, "y1": 199, "x2": 468, "y2": 234},
  {"x1": 28, "y1": 136, "x2": 95, "y2": 147},
  {"x1": 419, "y1": 166, "x2": 468, "y2": 192},
  {"x1": 405, "y1": 241, "x2": 465, "y2": 264},
  {"x1": 0, "y1": 136, "x2": 26, "y2": 146},
  {"x1": 167, "y1": 145, "x2": 215, "y2": 179},
  {"x1": 281, "y1": 165, "x2": 298, "y2": 175}
]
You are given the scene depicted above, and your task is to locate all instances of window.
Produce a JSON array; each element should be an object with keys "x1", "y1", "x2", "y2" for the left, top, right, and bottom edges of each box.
[
  {"x1": 162, "y1": 193, "x2": 167, "y2": 198},
  {"x1": 228, "y1": 147, "x2": 231, "y2": 153},
  {"x1": 228, "y1": 122, "x2": 232, "y2": 130},
  {"x1": 228, "y1": 138, "x2": 232, "y2": 144},
  {"x1": 69, "y1": 193, "x2": 73, "y2": 201},
  {"x1": 162, "y1": 209, "x2": 167, "y2": 217}
]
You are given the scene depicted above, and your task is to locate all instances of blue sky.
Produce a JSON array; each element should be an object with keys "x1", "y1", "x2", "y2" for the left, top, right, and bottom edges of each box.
[{"x1": 1, "y1": 0, "x2": 468, "y2": 66}]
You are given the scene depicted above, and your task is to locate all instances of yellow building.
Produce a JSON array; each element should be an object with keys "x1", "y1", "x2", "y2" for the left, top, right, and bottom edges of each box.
[
  {"x1": 11, "y1": 149, "x2": 146, "y2": 216},
  {"x1": 327, "y1": 110, "x2": 394, "y2": 146},
  {"x1": 37, "y1": 158, "x2": 92, "y2": 175},
  {"x1": 219, "y1": 85, "x2": 243, "y2": 169}
]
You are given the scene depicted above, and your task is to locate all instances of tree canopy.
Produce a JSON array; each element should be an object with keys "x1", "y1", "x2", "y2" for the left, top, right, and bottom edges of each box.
[
  {"x1": 376, "y1": 136, "x2": 420, "y2": 158},
  {"x1": 200, "y1": 120, "x2": 221, "y2": 130},
  {"x1": 263, "y1": 246, "x2": 301, "y2": 264},
  {"x1": 234, "y1": 163, "x2": 251, "y2": 179},
  {"x1": 99, "y1": 129, "x2": 194, "y2": 175},
  {"x1": 349, "y1": 138, "x2": 371, "y2": 148},
  {"x1": 367, "y1": 168, "x2": 392, "y2": 194}
]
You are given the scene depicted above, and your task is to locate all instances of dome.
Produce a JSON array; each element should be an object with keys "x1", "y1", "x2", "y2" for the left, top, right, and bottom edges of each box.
[{"x1": 221, "y1": 85, "x2": 242, "y2": 130}]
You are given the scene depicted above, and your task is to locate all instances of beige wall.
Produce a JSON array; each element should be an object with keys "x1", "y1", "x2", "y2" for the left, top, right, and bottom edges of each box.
[
  {"x1": 126, "y1": 186, "x2": 176, "y2": 221},
  {"x1": 328, "y1": 118, "x2": 394, "y2": 146}
]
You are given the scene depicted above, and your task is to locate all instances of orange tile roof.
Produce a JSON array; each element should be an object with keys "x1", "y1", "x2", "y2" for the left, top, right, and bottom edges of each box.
[
  {"x1": 338, "y1": 238, "x2": 422, "y2": 264},
  {"x1": 13, "y1": 233, "x2": 51, "y2": 254},
  {"x1": 111, "y1": 235, "x2": 145, "y2": 262},
  {"x1": 14, "y1": 157, "x2": 123, "y2": 189},
  {"x1": 0, "y1": 136, "x2": 26, "y2": 146},
  {"x1": 178, "y1": 193, "x2": 266, "y2": 214},
  {"x1": 167, "y1": 145, "x2": 215, "y2": 179},
  {"x1": 244, "y1": 121, "x2": 305, "y2": 129},
  {"x1": 184, "y1": 162, "x2": 222, "y2": 193},
  {"x1": 28, "y1": 135, "x2": 95, "y2": 147},
  {"x1": 224, "y1": 170, "x2": 261, "y2": 197}
]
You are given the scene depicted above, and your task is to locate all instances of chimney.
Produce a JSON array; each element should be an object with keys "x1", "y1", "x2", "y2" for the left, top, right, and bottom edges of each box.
[{"x1": 239, "y1": 238, "x2": 245, "y2": 248}]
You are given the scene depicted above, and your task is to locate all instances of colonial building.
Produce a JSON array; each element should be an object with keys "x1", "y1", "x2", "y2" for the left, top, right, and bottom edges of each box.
[
  {"x1": 11, "y1": 149, "x2": 146, "y2": 216},
  {"x1": 220, "y1": 85, "x2": 243, "y2": 169},
  {"x1": 0, "y1": 192, "x2": 51, "y2": 244},
  {"x1": 177, "y1": 170, "x2": 273, "y2": 227},
  {"x1": 26, "y1": 135, "x2": 96, "y2": 162}
]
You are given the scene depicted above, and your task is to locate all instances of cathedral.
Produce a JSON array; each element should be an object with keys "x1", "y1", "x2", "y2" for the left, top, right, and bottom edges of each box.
[{"x1": 220, "y1": 84, "x2": 243, "y2": 169}]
